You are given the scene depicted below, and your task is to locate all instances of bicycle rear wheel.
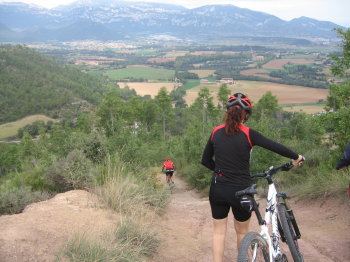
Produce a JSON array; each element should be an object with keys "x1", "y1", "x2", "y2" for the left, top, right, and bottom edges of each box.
[
  {"x1": 237, "y1": 232, "x2": 269, "y2": 262},
  {"x1": 278, "y1": 204, "x2": 304, "y2": 262}
]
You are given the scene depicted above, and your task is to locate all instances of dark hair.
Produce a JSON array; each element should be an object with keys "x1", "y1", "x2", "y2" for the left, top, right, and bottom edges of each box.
[{"x1": 224, "y1": 106, "x2": 248, "y2": 136}]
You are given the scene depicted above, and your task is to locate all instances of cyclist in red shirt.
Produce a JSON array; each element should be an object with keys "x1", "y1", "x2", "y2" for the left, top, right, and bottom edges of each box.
[{"x1": 162, "y1": 158, "x2": 176, "y2": 184}]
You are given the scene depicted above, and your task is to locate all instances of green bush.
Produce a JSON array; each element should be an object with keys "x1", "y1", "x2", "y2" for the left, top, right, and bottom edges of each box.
[
  {"x1": 0, "y1": 186, "x2": 50, "y2": 215},
  {"x1": 179, "y1": 162, "x2": 211, "y2": 190},
  {"x1": 46, "y1": 149, "x2": 96, "y2": 191}
]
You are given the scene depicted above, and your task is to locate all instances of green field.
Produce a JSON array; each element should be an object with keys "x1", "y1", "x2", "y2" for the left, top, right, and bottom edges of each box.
[
  {"x1": 0, "y1": 115, "x2": 57, "y2": 140},
  {"x1": 264, "y1": 68, "x2": 284, "y2": 72},
  {"x1": 181, "y1": 79, "x2": 200, "y2": 90},
  {"x1": 136, "y1": 49, "x2": 159, "y2": 55},
  {"x1": 105, "y1": 67, "x2": 175, "y2": 81}
]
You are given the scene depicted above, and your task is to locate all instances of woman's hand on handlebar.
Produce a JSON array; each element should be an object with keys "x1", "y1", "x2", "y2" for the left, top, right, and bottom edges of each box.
[{"x1": 292, "y1": 155, "x2": 304, "y2": 167}]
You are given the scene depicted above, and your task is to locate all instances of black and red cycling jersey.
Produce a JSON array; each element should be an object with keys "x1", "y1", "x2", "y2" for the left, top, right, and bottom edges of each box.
[{"x1": 201, "y1": 124, "x2": 299, "y2": 187}]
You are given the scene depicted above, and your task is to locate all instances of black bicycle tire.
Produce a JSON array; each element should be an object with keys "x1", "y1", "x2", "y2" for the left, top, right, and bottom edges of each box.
[
  {"x1": 237, "y1": 232, "x2": 270, "y2": 262},
  {"x1": 278, "y1": 204, "x2": 304, "y2": 262}
]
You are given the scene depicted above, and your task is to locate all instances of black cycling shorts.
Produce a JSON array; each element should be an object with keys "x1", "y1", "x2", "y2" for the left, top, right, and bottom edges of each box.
[
  {"x1": 209, "y1": 182, "x2": 251, "y2": 222},
  {"x1": 165, "y1": 170, "x2": 174, "y2": 176}
]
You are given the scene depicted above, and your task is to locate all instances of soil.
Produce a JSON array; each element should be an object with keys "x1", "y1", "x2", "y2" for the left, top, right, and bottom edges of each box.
[
  {"x1": 150, "y1": 175, "x2": 350, "y2": 262},
  {"x1": 0, "y1": 176, "x2": 349, "y2": 262}
]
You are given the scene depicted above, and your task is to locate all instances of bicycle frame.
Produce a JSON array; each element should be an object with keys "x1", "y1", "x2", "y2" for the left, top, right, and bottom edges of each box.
[
  {"x1": 256, "y1": 182, "x2": 283, "y2": 261},
  {"x1": 237, "y1": 160, "x2": 304, "y2": 262}
]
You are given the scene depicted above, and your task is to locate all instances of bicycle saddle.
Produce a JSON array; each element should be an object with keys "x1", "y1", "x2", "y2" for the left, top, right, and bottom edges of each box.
[{"x1": 235, "y1": 184, "x2": 258, "y2": 198}]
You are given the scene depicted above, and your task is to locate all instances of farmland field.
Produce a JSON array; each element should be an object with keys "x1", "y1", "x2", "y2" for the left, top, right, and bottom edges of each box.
[
  {"x1": 118, "y1": 82, "x2": 176, "y2": 97},
  {"x1": 283, "y1": 104, "x2": 326, "y2": 114},
  {"x1": 240, "y1": 68, "x2": 277, "y2": 80},
  {"x1": 184, "y1": 80, "x2": 328, "y2": 114},
  {"x1": 164, "y1": 51, "x2": 189, "y2": 57},
  {"x1": 188, "y1": 70, "x2": 216, "y2": 78},
  {"x1": 0, "y1": 115, "x2": 58, "y2": 140},
  {"x1": 263, "y1": 59, "x2": 315, "y2": 69},
  {"x1": 105, "y1": 66, "x2": 175, "y2": 80}
]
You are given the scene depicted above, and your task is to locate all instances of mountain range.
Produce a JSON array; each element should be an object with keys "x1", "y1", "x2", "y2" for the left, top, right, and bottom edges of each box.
[{"x1": 0, "y1": 0, "x2": 346, "y2": 43}]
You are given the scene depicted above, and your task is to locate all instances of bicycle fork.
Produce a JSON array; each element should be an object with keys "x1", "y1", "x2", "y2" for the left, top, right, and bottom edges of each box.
[{"x1": 277, "y1": 193, "x2": 301, "y2": 240}]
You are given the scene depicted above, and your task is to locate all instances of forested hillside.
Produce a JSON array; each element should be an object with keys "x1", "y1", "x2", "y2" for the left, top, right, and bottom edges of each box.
[{"x1": 0, "y1": 45, "x2": 108, "y2": 123}]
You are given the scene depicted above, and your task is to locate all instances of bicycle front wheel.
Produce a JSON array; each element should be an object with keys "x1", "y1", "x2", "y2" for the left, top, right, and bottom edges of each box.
[
  {"x1": 237, "y1": 232, "x2": 270, "y2": 262},
  {"x1": 278, "y1": 204, "x2": 304, "y2": 262}
]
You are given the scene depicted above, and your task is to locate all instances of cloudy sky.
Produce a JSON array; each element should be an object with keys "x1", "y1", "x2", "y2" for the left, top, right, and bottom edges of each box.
[{"x1": 1, "y1": 0, "x2": 350, "y2": 27}]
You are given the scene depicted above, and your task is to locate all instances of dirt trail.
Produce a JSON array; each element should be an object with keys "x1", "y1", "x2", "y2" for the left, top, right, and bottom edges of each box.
[
  {"x1": 0, "y1": 176, "x2": 349, "y2": 262},
  {"x1": 151, "y1": 174, "x2": 350, "y2": 262}
]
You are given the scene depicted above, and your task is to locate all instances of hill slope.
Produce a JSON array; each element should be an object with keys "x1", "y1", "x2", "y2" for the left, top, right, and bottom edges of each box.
[{"x1": 0, "y1": 45, "x2": 106, "y2": 123}]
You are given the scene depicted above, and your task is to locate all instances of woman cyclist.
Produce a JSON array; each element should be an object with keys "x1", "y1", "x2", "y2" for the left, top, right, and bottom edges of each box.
[{"x1": 201, "y1": 93, "x2": 304, "y2": 262}]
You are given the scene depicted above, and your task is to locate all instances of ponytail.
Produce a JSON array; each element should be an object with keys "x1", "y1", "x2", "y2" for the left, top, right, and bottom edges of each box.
[{"x1": 224, "y1": 107, "x2": 247, "y2": 136}]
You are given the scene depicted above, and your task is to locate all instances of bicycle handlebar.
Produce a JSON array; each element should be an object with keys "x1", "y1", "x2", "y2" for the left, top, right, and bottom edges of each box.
[{"x1": 251, "y1": 156, "x2": 305, "y2": 179}]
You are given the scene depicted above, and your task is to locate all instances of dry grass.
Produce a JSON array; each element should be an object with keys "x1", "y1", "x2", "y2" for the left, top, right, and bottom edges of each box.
[
  {"x1": 0, "y1": 115, "x2": 58, "y2": 139},
  {"x1": 184, "y1": 80, "x2": 328, "y2": 113},
  {"x1": 164, "y1": 51, "x2": 189, "y2": 57},
  {"x1": 188, "y1": 70, "x2": 216, "y2": 78},
  {"x1": 282, "y1": 105, "x2": 326, "y2": 114},
  {"x1": 118, "y1": 82, "x2": 176, "y2": 98},
  {"x1": 190, "y1": 51, "x2": 217, "y2": 55}
]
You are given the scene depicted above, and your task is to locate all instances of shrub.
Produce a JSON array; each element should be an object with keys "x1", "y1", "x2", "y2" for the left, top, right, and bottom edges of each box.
[
  {"x1": 97, "y1": 173, "x2": 169, "y2": 215},
  {"x1": 179, "y1": 162, "x2": 211, "y2": 190},
  {"x1": 115, "y1": 220, "x2": 160, "y2": 257},
  {"x1": 59, "y1": 234, "x2": 110, "y2": 262},
  {"x1": 96, "y1": 155, "x2": 170, "y2": 214},
  {"x1": 81, "y1": 131, "x2": 108, "y2": 163},
  {"x1": 46, "y1": 149, "x2": 96, "y2": 191},
  {"x1": 0, "y1": 186, "x2": 50, "y2": 215},
  {"x1": 59, "y1": 222, "x2": 159, "y2": 262},
  {"x1": 288, "y1": 168, "x2": 350, "y2": 200}
]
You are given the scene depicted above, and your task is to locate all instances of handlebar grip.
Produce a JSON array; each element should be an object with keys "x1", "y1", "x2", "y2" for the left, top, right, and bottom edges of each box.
[{"x1": 281, "y1": 162, "x2": 293, "y2": 171}]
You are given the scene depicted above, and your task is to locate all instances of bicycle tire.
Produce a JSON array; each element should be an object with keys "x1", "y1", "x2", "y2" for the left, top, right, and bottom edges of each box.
[
  {"x1": 278, "y1": 204, "x2": 304, "y2": 262},
  {"x1": 237, "y1": 232, "x2": 270, "y2": 262}
]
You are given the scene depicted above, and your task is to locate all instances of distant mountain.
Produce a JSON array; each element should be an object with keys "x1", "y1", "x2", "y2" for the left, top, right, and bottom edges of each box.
[{"x1": 0, "y1": 1, "x2": 345, "y2": 43}]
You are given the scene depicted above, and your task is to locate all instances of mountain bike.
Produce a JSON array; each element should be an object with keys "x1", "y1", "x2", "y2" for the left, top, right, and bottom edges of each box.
[{"x1": 235, "y1": 161, "x2": 304, "y2": 262}]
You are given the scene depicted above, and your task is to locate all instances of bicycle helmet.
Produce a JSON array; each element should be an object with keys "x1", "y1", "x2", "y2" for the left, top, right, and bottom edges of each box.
[
  {"x1": 165, "y1": 157, "x2": 170, "y2": 161},
  {"x1": 226, "y1": 93, "x2": 252, "y2": 114}
]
